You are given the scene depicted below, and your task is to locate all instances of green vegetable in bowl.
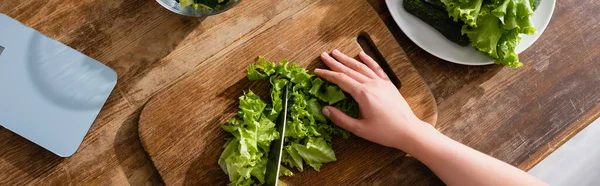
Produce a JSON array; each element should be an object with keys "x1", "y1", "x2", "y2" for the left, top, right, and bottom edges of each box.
[
  {"x1": 177, "y1": 0, "x2": 234, "y2": 10},
  {"x1": 219, "y1": 57, "x2": 358, "y2": 185}
]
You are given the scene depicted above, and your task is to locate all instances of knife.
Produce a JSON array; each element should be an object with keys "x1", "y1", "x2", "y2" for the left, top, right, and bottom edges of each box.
[{"x1": 264, "y1": 84, "x2": 289, "y2": 186}]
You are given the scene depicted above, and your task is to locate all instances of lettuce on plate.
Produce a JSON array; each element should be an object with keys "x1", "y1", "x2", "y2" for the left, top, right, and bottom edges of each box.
[
  {"x1": 443, "y1": 0, "x2": 537, "y2": 67},
  {"x1": 219, "y1": 57, "x2": 359, "y2": 185}
]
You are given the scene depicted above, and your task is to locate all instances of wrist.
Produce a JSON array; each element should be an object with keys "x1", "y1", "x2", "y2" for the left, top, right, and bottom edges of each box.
[{"x1": 397, "y1": 121, "x2": 443, "y2": 155}]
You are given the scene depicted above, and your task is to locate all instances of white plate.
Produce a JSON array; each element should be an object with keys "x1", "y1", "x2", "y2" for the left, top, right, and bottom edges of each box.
[{"x1": 386, "y1": 0, "x2": 556, "y2": 65}]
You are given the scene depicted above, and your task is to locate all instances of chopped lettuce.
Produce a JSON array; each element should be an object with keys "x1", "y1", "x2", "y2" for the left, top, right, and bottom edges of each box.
[
  {"x1": 219, "y1": 57, "x2": 359, "y2": 185},
  {"x1": 279, "y1": 166, "x2": 294, "y2": 177},
  {"x1": 292, "y1": 137, "x2": 337, "y2": 171},
  {"x1": 179, "y1": 0, "x2": 195, "y2": 9},
  {"x1": 219, "y1": 91, "x2": 280, "y2": 185},
  {"x1": 178, "y1": 0, "x2": 237, "y2": 11},
  {"x1": 443, "y1": 0, "x2": 537, "y2": 67}
]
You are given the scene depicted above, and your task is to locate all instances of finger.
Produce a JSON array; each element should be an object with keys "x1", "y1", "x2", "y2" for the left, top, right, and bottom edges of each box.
[
  {"x1": 321, "y1": 52, "x2": 369, "y2": 83},
  {"x1": 331, "y1": 49, "x2": 378, "y2": 79},
  {"x1": 314, "y1": 68, "x2": 360, "y2": 94},
  {"x1": 359, "y1": 51, "x2": 390, "y2": 80},
  {"x1": 322, "y1": 106, "x2": 361, "y2": 133}
]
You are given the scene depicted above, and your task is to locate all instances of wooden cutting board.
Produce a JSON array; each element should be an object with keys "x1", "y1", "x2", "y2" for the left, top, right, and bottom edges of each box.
[{"x1": 138, "y1": 0, "x2": 437, "y2": 185}]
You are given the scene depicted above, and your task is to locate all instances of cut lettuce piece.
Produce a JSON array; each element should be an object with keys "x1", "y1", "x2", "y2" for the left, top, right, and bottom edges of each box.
[
  {"x1": 325, "y1": 85, "x2": 346, "y2": 105},
  {"x1": 179, "y1": 0, "x2": 195, "y2": 8},
  {"x1": 292, "y1": 137, "x2": 337, "y2": 171},
  {"x1": 279, "y1": 166, "x2": 294, "y2": 177},
  {"x1": 238, "y1": 91, "x2": 266, "y2": 121},
  {"x1": 257, "y1": 116, "x2": 280, "y2": 152},
  {"x1": 249, "y1": 157, "x2": 268, "y2": 184},
  {"x1": 282, "y1": 145, "x2": 304, "y2": 171},
  {"x1": 309, "y1": 78, "x2": 347, "y2": 104},
  {"x1": 307, "y1": 98, "x2": 327, "y2": 123},
  {"x1": 247, "y1": 56, "x2": 277, "y2": 80},
  {"x1": 247, "y1": 64, "x2": 268, "y2": 80},
  {"x1": 266, "y1": 77, "x2": 288, "y2": 121},
  {"x1": 219, "y1": 91, "x2": 278, "y2": 185}
]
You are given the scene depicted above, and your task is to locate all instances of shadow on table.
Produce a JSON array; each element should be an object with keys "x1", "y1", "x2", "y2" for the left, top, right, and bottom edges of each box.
[
  {"x1": 114, "y1": 107, "x2": 165, "y2": 185},
  {"x1": 359, "y1": 155, "x2": 445, "y2": 185},
  {"x1": 0, "y1": 127, "x2": 64, "y2": 181},
  {"x1": 182, "y1": 116, "x2": 230, "y2": 186},
  {"x1": 99, "y1": 0, "x2": 203, "y2": 185}
]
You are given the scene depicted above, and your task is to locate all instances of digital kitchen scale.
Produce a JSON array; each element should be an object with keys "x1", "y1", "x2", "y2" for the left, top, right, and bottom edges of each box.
[{"x1": 0, "y1": 14, "x2": 118, "y2": 157}]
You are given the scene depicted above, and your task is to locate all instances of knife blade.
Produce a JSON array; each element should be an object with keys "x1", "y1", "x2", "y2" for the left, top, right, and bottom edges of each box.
[{"x1": 264, "y1": 84, "x2": 289, "y2": 186}]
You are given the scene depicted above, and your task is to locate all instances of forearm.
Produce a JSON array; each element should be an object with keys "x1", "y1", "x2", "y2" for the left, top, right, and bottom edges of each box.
[{"x1": 401, "y1": 123, "x2": 547, "y2": 186}]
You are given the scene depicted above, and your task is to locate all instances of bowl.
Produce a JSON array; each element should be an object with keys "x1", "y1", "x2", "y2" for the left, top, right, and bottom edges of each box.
[{"x1": 156, "y1": 0, "x2": 241, "y2": 17}]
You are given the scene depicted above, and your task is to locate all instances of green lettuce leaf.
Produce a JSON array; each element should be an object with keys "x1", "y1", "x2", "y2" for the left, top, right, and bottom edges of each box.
[
  {"x1": 292, "y1": 137, "x2": 337, "y2": 171},
  {"x1": 247, "y1": 64, "x2": 268, "y2": 80},
  {"x1": 249, "y1": 157, "x2": 268, "y2": 184},
  {"x1": 461, "y1": 6, "x2": 504, "y2": 59},
  {"x1": 282, "y1": 145, "x2": 304, "y2": 171},
  {"x1": 219, "y1": 91, "x2": 279, "y2": 185},
  {"x1": 307, "y1": 98, "x2": 327, "y2": 123},
  {"x1": 443, "y1": 0, "x2": 484, "y2": 27},
  {"x1": 444, "y1": 0, "x2": 536, "y2": 67},
  {"x1": 491, "y1": 0, "x2": 535, "y2": 33},
  {"x1": 325, "y1": 85, "x2": 346, "y2": 105},
  {"x1": 279, "y1": 166, "x2": 294, "y2": 177},
  {"x1": 496, "y1": 29, "x2": 523, "y2": 67},
  {"x1": 247, "y1": 56, "x2": 277, "y2": 80},
  {"x1": 238, "y1": 91, "x2": 266, "y2": 121},
  {"x1": 257, "y1": 116, "x2": 280, "y2": 152},
  {"x1": 265, "y1": 76, "x2": 288, "y2": 121},
  {"x1": 308, "y1": 78, "x2": 347, "y2": 104}
]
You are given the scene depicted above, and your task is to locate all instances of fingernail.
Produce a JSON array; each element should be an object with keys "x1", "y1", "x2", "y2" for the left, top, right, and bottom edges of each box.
[
  {"x1": 360, "y1": 51, "x2": 366, "y2": 55},
  {"x1": 333, "y1": 49, "x2": 341, "y2": 54},
  {"x1": 322, "y1": 107, "x2": 331, "y2": 117},
  {"x1": 321, "y1": 52, "x2": 329, "y2": 58}
]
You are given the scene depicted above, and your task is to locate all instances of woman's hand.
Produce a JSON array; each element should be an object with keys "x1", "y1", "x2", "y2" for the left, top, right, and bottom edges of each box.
[
  {"x1": 316, "y1": 50, "x2": 548, "y2": 186},
  {"x1": 315, "y1": 49, "x2": 432, "y2": 151}
]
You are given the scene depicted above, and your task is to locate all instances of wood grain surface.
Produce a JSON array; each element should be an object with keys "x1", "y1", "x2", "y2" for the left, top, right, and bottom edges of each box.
[
  {"x1": 137, "y1": 0, "x2": 437, "y2": 185},
  {"x1": 0, "y1": 0, "x2": 599, "y2": 185}
]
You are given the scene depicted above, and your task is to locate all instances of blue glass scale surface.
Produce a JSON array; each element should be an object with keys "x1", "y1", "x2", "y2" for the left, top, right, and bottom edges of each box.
[{"x1": 0, "y1": 14, "x2": 117, "y2": 157}]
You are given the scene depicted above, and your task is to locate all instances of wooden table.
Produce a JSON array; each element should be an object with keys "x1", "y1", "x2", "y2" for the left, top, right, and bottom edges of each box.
[{"x1": 0, "y1": 0, "x2": 599, "y2": 185}]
